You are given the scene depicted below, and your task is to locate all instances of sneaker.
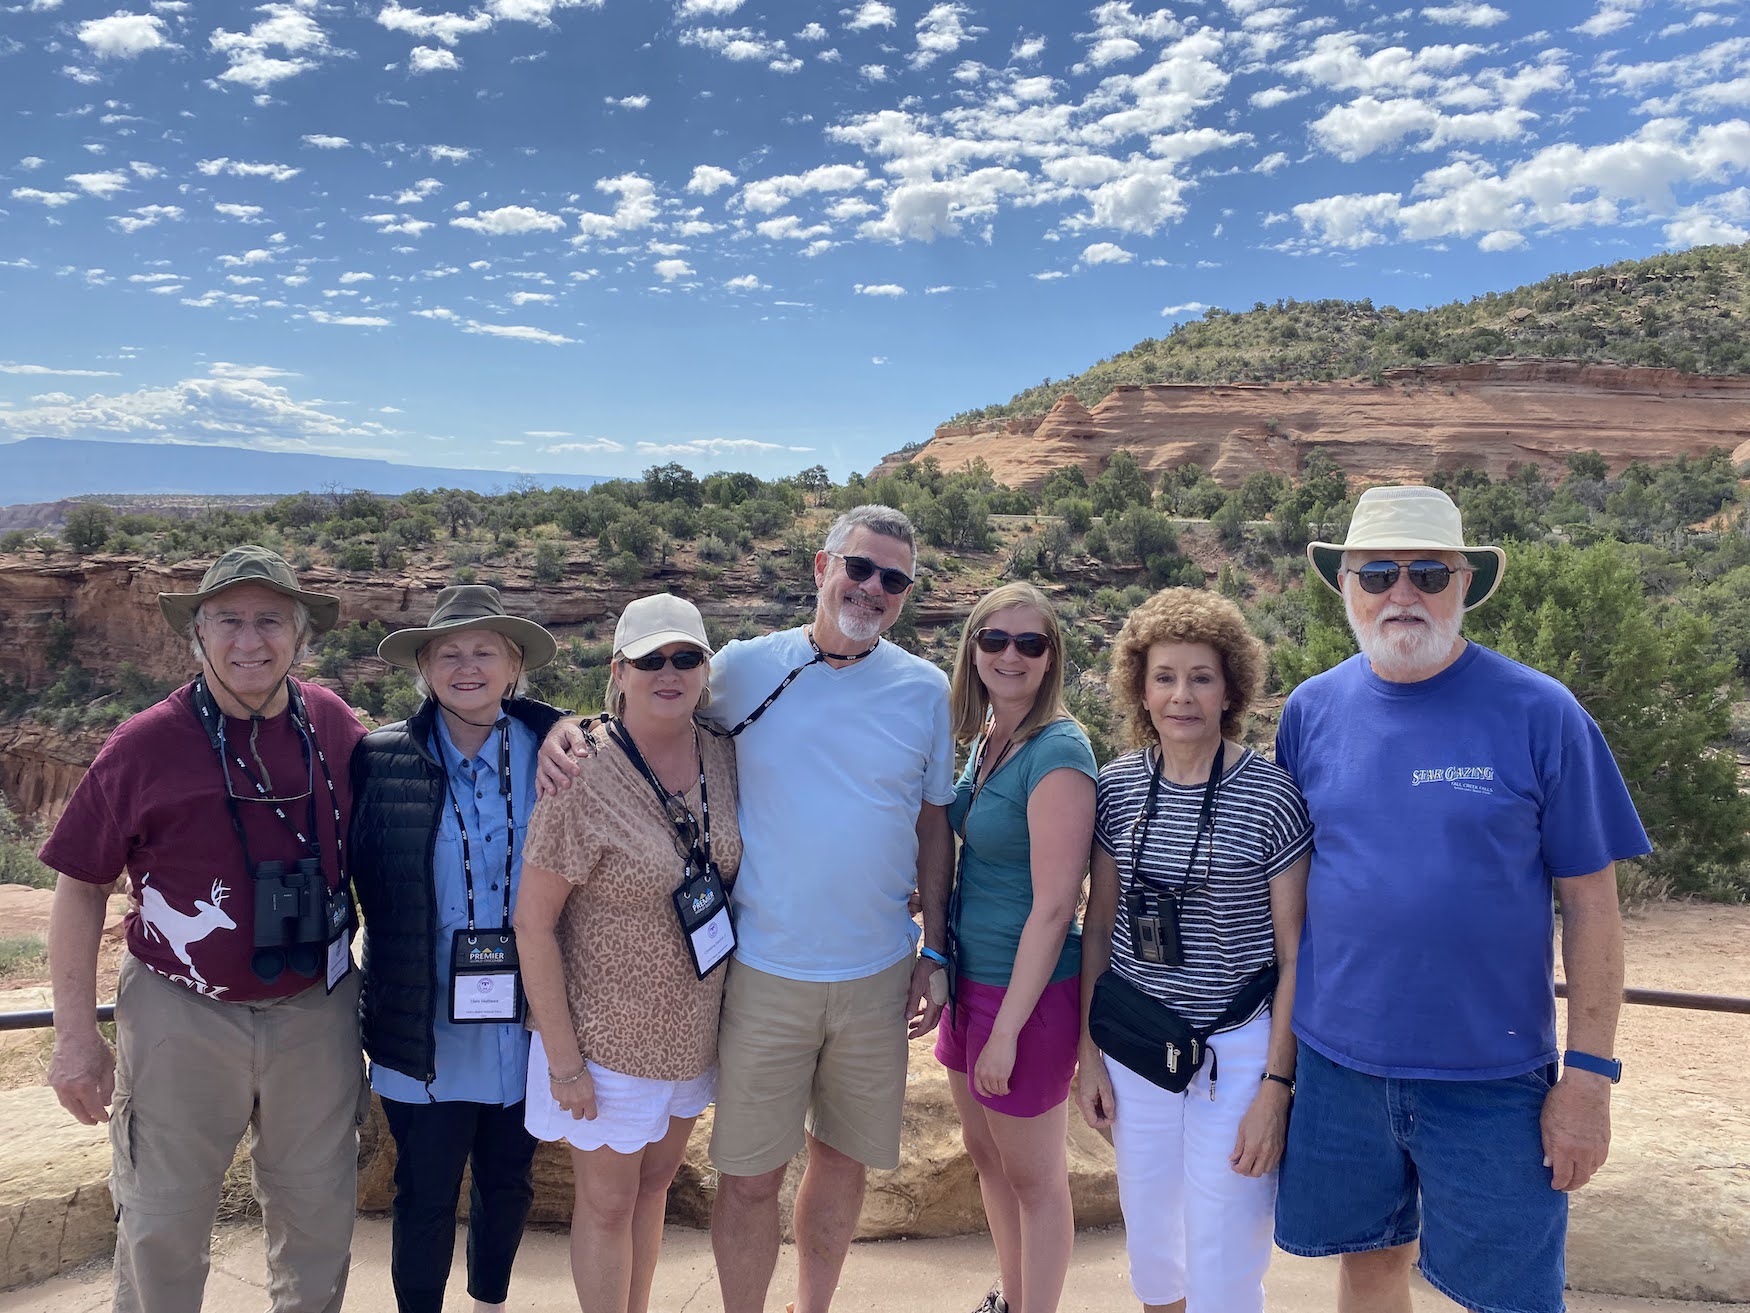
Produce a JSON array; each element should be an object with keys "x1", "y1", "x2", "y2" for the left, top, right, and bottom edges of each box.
[{"x1": 972, "y1": 1288, "x2": 1008, "y2": 1313}]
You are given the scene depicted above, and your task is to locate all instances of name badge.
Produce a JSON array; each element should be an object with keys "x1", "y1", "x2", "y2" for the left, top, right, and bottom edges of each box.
[
  {"x1": 672, "y1": 860, "x2": 735, "y2": 980},
  {"x1": 449, "y1": 928, "x2": 526, "y2": 1024},
  {"x1": 325, "y1": 887, "x2": 354, "y2": 994}
]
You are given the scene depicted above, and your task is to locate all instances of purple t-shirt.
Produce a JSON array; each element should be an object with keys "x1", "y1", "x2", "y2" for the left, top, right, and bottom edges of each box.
[
  {"x1": 1275, "y1": 643, "x2": 1649, "y2": 1080},
  {"x1": 41, "y1": 680, "x2": 364, "y2": 1003}
]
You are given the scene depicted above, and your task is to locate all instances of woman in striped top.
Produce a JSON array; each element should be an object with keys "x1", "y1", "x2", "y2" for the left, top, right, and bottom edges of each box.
[{"x1": 1074, "y1": 588, "x2": 1311, "y2": 1313}]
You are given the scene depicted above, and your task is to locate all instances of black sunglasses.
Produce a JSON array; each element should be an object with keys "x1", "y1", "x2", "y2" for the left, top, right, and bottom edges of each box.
[
  {"x1": 1348, "y1": 559, "x2": 1459, "y2": 596},
  {"x1": 975, "y1": 628, "x2": 1051, "y2": 659},
  {"x1": 627, "y1": 649, "x2": 707, "y2": 672},
  {"x1": 829, "y1": 551, "x2": 913, "y2": 595}
]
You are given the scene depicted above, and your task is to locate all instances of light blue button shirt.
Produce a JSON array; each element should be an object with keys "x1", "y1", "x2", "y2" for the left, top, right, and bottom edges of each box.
[{"x1": 371, "y1": 713, "x2": 535, "y2": 1106}]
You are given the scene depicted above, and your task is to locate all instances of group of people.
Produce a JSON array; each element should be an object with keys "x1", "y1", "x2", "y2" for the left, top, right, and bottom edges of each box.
[{"x1": 39, "y1": 486, "x2": 1646, "y2": 1313}]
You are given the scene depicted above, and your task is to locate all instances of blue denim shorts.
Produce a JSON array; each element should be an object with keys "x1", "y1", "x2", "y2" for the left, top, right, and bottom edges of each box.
[{"x1": 1274, "y1": 1043, "x2": 1567, "y2": 1313}]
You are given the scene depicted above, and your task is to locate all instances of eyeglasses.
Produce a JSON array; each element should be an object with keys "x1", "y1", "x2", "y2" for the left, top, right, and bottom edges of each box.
[
  {"x1": 1346, "y1": 559, "x2": 1461, "y2": 596},
  {"x1": 626, "y1": 649, "x2": 707, "y2": 672},
  {"x1": 974, "y1": 628, "x2": 1051, "y2": 659},
  {"x1": 828, "y1": 552, "x2": 913, "y2": 596}
]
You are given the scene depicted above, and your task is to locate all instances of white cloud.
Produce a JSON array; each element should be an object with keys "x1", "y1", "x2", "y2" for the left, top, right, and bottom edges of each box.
[
  {"x1": 854, "y1": 282, "x2": 906, "y2": 296},
  {"x1": 451, "y1": 204, "x2": 566, "y2": 234},
  {"x1": 1254, "y1": 151, "x2": 1289, "y2": 175},
  {"x1": 1081, "y1": 241, "x2": 1134, "y2": 264},
  {"x1": 1575, "y1": 1, "x2": 1641, "y2": 39},
  {"x1": 17, "y1": 157, "x2": 45, "y2": 171},
  {"x1": 410, "y1": 45, "x2": 461, "y2": 72},
  {"x1": 77, "y1": 12, "x2": 172, "y2": 59},
  {"x1": 843, "y1": 2, "x2": 896, "y2": 31},
  {"x1": 1421, "y1": 3, "x2": 1508, "y2": 26},
  {"x1": 0, "y1": 362, "x2": 121, "y2": 377},
  {"x1": 198, "y1": 157, "x2": 301, "y2": 182},
  {"x1": 11, "y1": 188, "x2": 79, "y2": 206},
  {"x1": 338, "y1": 271, "x2": 375, "y2": 283},
  {"x1": 860, "y1": 63, "x2": 887, "y2": 81},
  {"x1": 606, "y1": 94, "x2": 650, "y2": 109},
  {"x1": 0, "y1": 375, "x2": 398, "y2": 452},
  {"x1": 1250, "y1": 86, "x2": 1301, "y2": 108},
  {"x1": 797, "y1": 21, "x2": 828, "y2": 40},
  {"x1": 1310, "y1": 96, "x2": 1534, "y2": 162},
  {"x1": 464, "y1": 320, "x2": 573, "y2": 344},
  {"x1": 509, "y1": 290, "x2": 555, "y2": 304},
  {"x1": 1476, "y1": 229, "x2": 1525, "y2": 251},
  {"x1": 67, "y1": 170, "x2": 131, "y2": 197},
  {"x1": 208, "y1": 362, "x2": 297, "y2": 379},
  {"x1": 635, "y1": 438, "x2": 815, "y2": 456},
  {"x1": 1014, "y1": 35, "x2": 1045, "y2": 60},
  {"x1": 1160, "y1": 301, "x2": 1206, "y2": 315},
  {"x1": 113, "y1": 203, "x2": 183, "y2": 232},
  {"x1": 547, "y1": 439, "x2": 626, "y2": 453},
  {"x1": 301, "y1": 134, "x2": 350, "y2": 149},
  {"x1": 377, "y1": 2, "x2": 493, "y2": 45},
  {"x1": 680, "y1": 25, "x2": 790, "y2": 63},
  {"x1": 911, "y1": 3, "x2": 985, "y2": 71},
  {"x1": 723, "y1": 273, "x2": 766, "y2": 289},
  {"x1": 739, "y1": 163, "x2": 868, "y2": 213},
  {"x1": 572, "y1": 173, "x2": 659, "y2": 238},
  {"x1": 654, "y1": 258, "x2": 695, "y2": 281},
  {"x1": 680, "y1": 0, "x2": 743, "y2": 12},
  {"x1": 211, "y1": 4, "x2": 337, "y2": 88},
  {"x1": 307, "y1": 309, "x2": 392, "y2": 327},
  {"x1": 425, "y1": 145, "x2": 475, "y2": 163},
  {"x1": 687, "y1": 165, "x2": 738, "y2": 195}
]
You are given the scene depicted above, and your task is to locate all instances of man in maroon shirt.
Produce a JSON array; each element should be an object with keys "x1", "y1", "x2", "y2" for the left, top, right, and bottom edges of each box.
[{"x1": 42, "y1": 546, "x2": 368, "y2": 1313}]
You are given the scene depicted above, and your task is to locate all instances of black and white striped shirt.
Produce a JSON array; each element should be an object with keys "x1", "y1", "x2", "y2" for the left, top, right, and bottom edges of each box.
[{"x1": 1095, "y1": 746, "x2": 1312, "y2": 1029}]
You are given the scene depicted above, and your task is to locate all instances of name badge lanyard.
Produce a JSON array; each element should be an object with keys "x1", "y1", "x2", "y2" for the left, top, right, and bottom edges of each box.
[
  {"x1": 444, "y1": 719, "x2": 527, "y2": 1025},
  {"x1": 945, "y1": 720, "x2": 1016, "y2": 1018},
  {"x1": 192, "y1": 675, "x2": 346, "y2": 890},
  {"x1": 606, "y1": 718, "x2": 712, "y2": 869},
  {"x1": 707, "y1": 628, "x2": 879, "y2": 740},
  {"x1": 1128, "y1": 738, "x2": 1224, "y2": 899},
  {"x1": 607, "y1": 718, "x2": 736, "y2": 978}
]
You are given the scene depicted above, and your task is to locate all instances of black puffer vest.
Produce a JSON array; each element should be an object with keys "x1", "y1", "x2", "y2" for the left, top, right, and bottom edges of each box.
[{"x1": 349, "y1": 696, "x2": 567, "y2": 1084}]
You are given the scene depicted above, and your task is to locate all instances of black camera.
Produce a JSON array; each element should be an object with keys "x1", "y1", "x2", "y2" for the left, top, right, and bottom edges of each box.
[
  {"x1": 252, "y1": 857, "x2": 328, "y2": 982},
  {"x1": 1127, "y1": 887, "x2": 1184, "y2": 968}
]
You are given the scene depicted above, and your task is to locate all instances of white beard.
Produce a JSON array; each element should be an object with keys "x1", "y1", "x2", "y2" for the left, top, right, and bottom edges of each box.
[
  {"x1": 834, "y1": 598, "x2": 885, "y2": 644},
  {"x1": 1346, "y1": 591, "x2": 1464, "y2": 681}
]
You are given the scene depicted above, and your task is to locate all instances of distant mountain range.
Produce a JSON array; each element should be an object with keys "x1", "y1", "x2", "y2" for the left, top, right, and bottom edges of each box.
[{"x1": 0, "y1": 437, "x2": 605, "y2": 507}]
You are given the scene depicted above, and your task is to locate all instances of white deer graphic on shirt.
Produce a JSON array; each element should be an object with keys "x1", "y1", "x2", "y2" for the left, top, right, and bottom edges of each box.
[{"x1": 137, "y1": 875, "x2": 235, "y2": 990}]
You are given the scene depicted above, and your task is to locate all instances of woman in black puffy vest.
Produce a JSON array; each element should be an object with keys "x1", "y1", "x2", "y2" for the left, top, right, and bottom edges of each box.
[{"x1": 350, "y1": 584, "x2": 568, "y2": 1313}]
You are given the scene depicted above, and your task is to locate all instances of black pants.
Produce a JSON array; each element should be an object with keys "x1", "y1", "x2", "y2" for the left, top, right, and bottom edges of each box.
[{"x1": 380, "y1": 1096, "x2": 539, "y2": 1313}]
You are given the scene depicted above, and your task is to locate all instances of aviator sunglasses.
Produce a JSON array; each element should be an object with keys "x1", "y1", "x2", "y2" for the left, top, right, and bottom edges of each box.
[
  {"x1": 975, "y1": 628, "x2": 1051, "y2": 659},
  {"x1": 1348, "y1": 559, "x2": 1460, "y2": 596},
  {"x1": 627, "y1": 649, "x2": 707, "y2": 672},
  {"x1": 828, "y1": 551, "x2": 914, "y2": 595}
]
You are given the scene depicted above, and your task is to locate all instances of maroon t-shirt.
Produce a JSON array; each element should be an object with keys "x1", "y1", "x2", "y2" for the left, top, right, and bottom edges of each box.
[{"x1": 40, "y1": 679, "x2": 366, "y2": 1002}]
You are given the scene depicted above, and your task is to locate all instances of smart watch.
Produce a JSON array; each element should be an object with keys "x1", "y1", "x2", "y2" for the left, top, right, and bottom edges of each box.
[{"x1": 1562, "y1": 1049, "x2": 1622, "y2": 1083}]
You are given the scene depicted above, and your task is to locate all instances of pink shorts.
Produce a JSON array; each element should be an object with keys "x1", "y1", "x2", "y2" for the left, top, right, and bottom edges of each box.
[{"x1": 934, "y1": 974, "x2": 1080, "y2": 1118}]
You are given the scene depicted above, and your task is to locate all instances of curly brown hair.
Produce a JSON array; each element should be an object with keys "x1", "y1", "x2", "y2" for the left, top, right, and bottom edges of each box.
[{"x1": 1107, "y1": 587, "x2": 1266, "y2": 749}]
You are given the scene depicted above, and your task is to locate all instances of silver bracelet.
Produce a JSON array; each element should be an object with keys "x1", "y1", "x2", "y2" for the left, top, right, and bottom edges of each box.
[{"x1": 548, "y1": 1064, "x2": 587, "y2": 1085}]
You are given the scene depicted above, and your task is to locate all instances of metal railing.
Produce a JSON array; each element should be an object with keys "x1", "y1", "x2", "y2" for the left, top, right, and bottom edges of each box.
[{"x1": 0, "y1": 987, "x2": 1745, "y2": 1031}]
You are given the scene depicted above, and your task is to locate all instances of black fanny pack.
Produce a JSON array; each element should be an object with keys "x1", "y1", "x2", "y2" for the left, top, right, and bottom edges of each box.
[{"x1": 1087, "y1": 961, "x2": 1278, "y2": 1096}]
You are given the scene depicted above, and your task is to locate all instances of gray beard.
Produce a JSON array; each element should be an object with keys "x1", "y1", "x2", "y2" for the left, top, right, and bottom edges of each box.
[
  {"x1": 835, "y1": 603, "x2": 885, "y2": 644},
  {"x1": 1346, "y1": 592, "x2": 1464, "y2": 681}
]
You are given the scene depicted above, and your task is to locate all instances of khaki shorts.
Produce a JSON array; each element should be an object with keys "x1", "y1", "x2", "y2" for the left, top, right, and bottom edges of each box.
[{"x1": 709, "y1": 955, "x2": 914, "y2": 1175}]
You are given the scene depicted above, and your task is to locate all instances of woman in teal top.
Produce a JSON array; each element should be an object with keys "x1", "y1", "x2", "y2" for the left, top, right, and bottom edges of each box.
[{"x1": 937, "y1": 582, "x2": 1097, "y2": 1313}]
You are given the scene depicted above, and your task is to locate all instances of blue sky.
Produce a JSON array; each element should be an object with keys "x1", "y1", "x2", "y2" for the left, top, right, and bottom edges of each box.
[{"x1": 2, "y1": 0, "x2": 1748, "y2": 484}]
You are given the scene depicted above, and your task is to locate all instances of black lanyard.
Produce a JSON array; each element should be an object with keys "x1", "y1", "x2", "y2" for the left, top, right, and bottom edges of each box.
[
  {"x1": 954, "y1": 721, "x2": 1015, "y2": 843},
  {"x1": 191, "y1": 676, "x2": 344, "y2": 885},
  {"x1": 1129, "y1": 739, "x2": 1224, "y2": 896},
  {"x1": 708, "y1": 627, "x2": 879, "y2": 740},
  {"x1": 440, "y1": 718, "x2": 516, "y2": 933},
  {"x1": 606, "y1": 717, "x2": 711, "y2": 867}
]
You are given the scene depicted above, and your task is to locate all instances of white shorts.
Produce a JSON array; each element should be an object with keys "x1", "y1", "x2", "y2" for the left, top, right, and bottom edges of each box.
[{"x1": 523, "y1": 1031, "x2": 716, "y2": 1154}]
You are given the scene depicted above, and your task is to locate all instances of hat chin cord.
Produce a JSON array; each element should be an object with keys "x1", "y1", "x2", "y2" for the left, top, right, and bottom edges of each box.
[
  {"x1": 419, "y1": 648, "x2": 522, "y2": 733},
  {"x1": 195, "y1": 636, "x2": 295, "y2": 791}
]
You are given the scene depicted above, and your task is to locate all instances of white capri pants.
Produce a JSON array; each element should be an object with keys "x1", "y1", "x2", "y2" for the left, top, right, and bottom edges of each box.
[{"x1": 1104, "y1": 1010, "x2": 1277, "y2": 1312}]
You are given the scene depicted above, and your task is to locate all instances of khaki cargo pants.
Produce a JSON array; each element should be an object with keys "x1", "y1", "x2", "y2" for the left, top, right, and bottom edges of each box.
[{"x1": 109, "y1": 956, "x2": 367, "y2": 1313}]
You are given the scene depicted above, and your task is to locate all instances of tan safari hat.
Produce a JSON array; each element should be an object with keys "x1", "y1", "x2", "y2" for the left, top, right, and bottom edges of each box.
[
  {"x1": 1307, "y1": 485, "x2": 1506, "y2": 611},
  {"x1": 158, "y1": 545, "x2": 341, "y2": 636},
  {"x1": 378, "y1": 585, "x2": 558, "y2": 672}
]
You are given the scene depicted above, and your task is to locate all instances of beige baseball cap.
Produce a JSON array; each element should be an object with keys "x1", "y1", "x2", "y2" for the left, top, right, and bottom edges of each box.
[{"x1": 612, "y1": 593, "x2": 712, "y2": 660}]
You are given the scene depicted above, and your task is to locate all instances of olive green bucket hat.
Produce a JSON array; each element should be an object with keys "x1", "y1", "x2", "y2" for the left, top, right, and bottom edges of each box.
[
  {"x1": 158, "y1": 544, "x2": 342, "y2": 636},
  {"x1": 377, "y1": 585, "x2": 558, "y2": 672}
]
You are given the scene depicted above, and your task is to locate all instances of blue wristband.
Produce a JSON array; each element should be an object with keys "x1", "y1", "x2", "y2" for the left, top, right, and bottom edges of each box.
[
  {"x1": 1562, "y1": 1049, "x2": 1622, "y2": 1083},
  {"x1": 918, "y1": 946, "x2": 949, "y2": 968}
]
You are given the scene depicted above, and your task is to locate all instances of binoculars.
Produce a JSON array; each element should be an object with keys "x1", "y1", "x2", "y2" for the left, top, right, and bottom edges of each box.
[{"x1": 252, "y1": 857, "x2": 328, "y2": 982}]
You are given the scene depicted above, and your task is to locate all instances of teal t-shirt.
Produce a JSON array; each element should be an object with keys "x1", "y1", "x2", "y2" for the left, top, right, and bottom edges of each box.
[{"x1": 948, "y1": 718, "x2": 1098, "y2": 987}]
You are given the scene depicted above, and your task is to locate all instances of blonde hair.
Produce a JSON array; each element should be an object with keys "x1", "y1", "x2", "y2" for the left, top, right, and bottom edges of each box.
[
  {"x1": 948, "y1": 582, "x2": 1074, "y2": 746},
  {"x1": 1107, "y1": 588, "x2": 1264, "y2": 749},
  {"x1": 413, "y1": 627, "x2": 530, "y2": 700}
]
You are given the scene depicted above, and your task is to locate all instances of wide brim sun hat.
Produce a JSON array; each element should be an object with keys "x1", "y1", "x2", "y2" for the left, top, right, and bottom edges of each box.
[
  {"x1": 159, "y1": 544, "x2": 342, "y2": 637},
  {"x1": 378, "y1": 584, "x2": 558, "y2": 672},
  {"x1": 612, "y1": 593, "x2": 713, "y2": 661},
  {"x1": 1307, "y1": 485, "x2": 1506, "y2": 611}
]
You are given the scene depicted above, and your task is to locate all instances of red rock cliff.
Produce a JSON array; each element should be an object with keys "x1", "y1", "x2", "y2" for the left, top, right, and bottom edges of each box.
[{"x1": 879, "y1": 360, "x2": 1750, "y2": 487}]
